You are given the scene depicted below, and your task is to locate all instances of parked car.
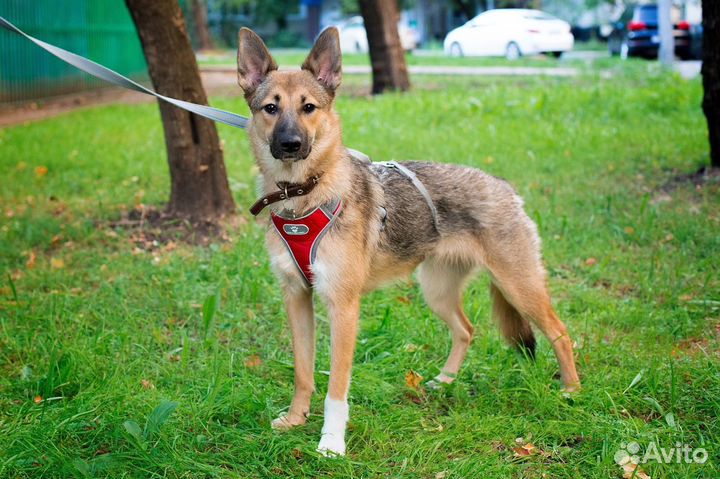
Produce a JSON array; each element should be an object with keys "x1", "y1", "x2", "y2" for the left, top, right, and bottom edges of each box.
[
  {"x1": 607, "y1": 4, "x2": 698, "y2": 60},
  {"x1": 443, "y1": 9, "x2": 574, "y2": 60},
  {"x1": 336, "y1": 16, "x2": 419, "y2": 53}
]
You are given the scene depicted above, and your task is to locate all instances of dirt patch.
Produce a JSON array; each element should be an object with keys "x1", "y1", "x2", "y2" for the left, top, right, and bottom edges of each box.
[
  {"x1": 662, "y1": 165, "x2": 720, "y2": 192},
  {"x1": 106, "y1": 205, "x2": 234, "y2": 251}
]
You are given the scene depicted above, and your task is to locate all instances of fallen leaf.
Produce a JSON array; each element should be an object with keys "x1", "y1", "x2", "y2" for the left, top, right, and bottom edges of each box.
[
  {"x1": 435, "y1": 472, "x2": 448, "y2": 479},
  {"x1": 26, "y1": 251, "x2": 37, "y2": 269},
  {"x1": 396, "y1": 296, "x2": 411, "y2": 305},
  {"x1": 484, "y1": 156, "x2": 495, "y2": 165},
  {"x1": 33, "y1": 395, "x2": 42, "y2": 404},
  {"x1": 141, "y1": 379, "x2": 155, "y2": 390},
  {"x1": 585, "y1": 257, "x2": 597, "y2": 266},
  {"x1": 404, "y1": 343, "x2": 419, "y2": 352},
  {"x1": 34, "y1": 166, "x2": 48, "y2": 178},
  {"x1": 621, "y1": 463, "x2": 651, "y2": 479},
  {"x1": 244, "y1": 354, "x2": 262, "y2": 368},
  {"x1": 664, "y1": 234, "x2": 674, "y2": 242},
  {"x1": 50, "y1": 258, "x2": 64, "y2": 269},
  {"x1": 513, "y1": 443, "x2": 536, "y2": 457},
  {"x1": 168, "y1": 354, "x2": 181, "y2": 362},
  {"x1": 624, "y1": 226, "x2": 635, "y2": 235},
  {"x1": 291, "y1": 448, "x2": 302, "y2": 459},
  {"x1": 405, "y1": 370, "x2": 423, "y2": 389}
]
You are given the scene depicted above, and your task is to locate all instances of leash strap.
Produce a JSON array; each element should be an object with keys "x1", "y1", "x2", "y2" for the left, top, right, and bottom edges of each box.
[
  {"x1": 376, "y1": 161, "x2": 439, "y2": 230},
  {"x1": 0, "y1": 16, "x2": 249, "y2": 129}
]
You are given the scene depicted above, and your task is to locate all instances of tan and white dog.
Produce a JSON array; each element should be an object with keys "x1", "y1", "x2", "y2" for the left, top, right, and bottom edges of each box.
[{"x1": 237, "y1": 27, "x2": 580, "y2": 456}]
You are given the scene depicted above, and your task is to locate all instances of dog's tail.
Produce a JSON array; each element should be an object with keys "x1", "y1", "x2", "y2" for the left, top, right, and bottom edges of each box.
[{"x1": 490, "y1": 283, "x2": 536, "y2": 358}]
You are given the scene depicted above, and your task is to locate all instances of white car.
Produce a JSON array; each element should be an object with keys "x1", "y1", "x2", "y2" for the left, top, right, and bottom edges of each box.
[
  {"x1": 443, "y1": 9, "x2": 574, "y2": 60},
  {"x1": 336, "y1": 16, "x2": 419, "y2": 53}
]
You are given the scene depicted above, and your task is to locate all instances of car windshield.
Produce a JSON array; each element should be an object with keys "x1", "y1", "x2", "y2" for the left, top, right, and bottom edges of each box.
[{"x1": 635, "y1": 6, "x2": 658, "y2": 23}]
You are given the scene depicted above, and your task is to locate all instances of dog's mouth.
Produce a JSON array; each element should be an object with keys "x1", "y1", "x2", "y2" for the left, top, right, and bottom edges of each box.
[{"x1": 272, "y1": 148, "x2": 312, "y2": 162}]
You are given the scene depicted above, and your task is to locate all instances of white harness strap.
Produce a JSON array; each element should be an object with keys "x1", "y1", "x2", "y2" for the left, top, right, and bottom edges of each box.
[
  {"x1": 347, "y1": 148, "x2": 439, "y2": 231},
  {"x1": 376, "y1": 160, "x2": 439, "y2": 230}
]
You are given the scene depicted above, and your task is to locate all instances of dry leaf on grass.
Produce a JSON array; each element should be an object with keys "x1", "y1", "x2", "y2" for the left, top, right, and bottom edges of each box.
[
  {"x1": 50, "y1": 258, "x2": 65, "y2": 269},
  {"x1": 621, "y1": 463, "x2": 651, "y2": 479},
  {"x1": 585, "y1": 257, "x2": 597, "y2": 266},
  {"x1": 405, "y1": 370, "x2": 423, "y2": 389},
  {"x1": 34, "y1": 166, "x2": 48, "y2": 178},
  {"x1": 26, "y1": 251, "x2": 36, "y2": 269},
  {"x1": 513, "y1": 443, "x2": 536, "y2": 457},
  {"x1": 244, "y1": 354, "x2": 263, "y2": 368},
  {"x1": 141, "y1": 379, "x2": 155, "y2": 390}
]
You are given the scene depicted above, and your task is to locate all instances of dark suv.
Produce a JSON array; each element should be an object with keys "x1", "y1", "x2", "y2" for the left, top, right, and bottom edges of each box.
[{"x1": 607, "y1": 4, "x2": 697, "y2": 60}]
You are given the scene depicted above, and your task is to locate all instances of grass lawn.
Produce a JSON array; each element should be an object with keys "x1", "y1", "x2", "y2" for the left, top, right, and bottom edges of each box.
[
  {"x1": 1, "y1": 62, "x2": 719, "y2": 478},
  {"x1": 197, "y1": 48, "x2": 597, "y2": 69}
]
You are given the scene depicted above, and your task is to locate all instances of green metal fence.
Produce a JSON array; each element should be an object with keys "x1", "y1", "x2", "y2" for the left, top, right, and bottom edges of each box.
[{"x1": 0, "y1": 0, "x2": 147, "y2": 102}]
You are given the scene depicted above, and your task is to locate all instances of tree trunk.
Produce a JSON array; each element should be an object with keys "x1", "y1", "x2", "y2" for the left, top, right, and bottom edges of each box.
[
  {"x1": 703, "y1": 0, "x2": 720, "y2": 168},
  {"x1": 358, "y1": 0, "x2": 410, "y2": 94},
  {"x1": 125, "y1": 0, "x2": 236, "y2": 221},
  {"x1": 192, "y1": 0, "x2": 215, "y2": 51}
]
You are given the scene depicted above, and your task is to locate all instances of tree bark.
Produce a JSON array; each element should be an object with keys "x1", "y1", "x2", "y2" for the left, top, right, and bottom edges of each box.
[
  {"x1": 703, "y1": 0, "x2": 720, "y2": 168},
  {"x1": 358, "y1": 0, "x2": 410, "y2": 94},
  {"x1": 125, "y1": 0, "x2": 236, "y2": 221},
  {"x1": 192, "y1": 0, "x2": 215, "y2": 51}
]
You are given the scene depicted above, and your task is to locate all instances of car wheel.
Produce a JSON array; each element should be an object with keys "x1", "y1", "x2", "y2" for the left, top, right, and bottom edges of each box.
[
  {"x1": 620, "y1": 40, "x2": 629, "y2": 60},
  {"x1": 550, "y1": 51, "x2": 563, "y2": 59},
  {"x1": 505, "y1": 42, "x2": 521, "y2": 61},
  {"x1": 450, "y1": 42, "x2": 463, "y2": 57}
]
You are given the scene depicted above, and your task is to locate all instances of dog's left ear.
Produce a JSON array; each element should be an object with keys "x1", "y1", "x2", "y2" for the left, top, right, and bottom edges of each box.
[{"x1": 302, "y1": 27, "x2": 342, "y2": 93}]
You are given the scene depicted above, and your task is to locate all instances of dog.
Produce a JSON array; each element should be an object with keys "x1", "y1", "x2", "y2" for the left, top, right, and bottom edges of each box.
[{"x1": 236, "y1": 26, "x2": 580, "y2": 457}]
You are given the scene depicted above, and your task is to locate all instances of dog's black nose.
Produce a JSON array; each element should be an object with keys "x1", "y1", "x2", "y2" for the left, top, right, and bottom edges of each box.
[{"x1": 280, "y1": 137, "x2": 302, "y2": 153}]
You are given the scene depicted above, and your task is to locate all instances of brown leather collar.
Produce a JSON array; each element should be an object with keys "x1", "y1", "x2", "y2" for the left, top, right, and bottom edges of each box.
[{"x1": 249, "y1": 174, "x2": 322, "y2": 216}]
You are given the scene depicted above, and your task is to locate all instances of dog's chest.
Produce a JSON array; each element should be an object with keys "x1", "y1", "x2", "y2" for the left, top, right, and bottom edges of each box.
[{"x1": 267, "y1": 199, "x2": 342, "y2": 287}]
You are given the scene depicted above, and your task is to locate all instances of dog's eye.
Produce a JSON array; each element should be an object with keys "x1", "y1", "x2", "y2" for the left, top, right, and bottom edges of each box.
[
  {"x1": 263, "y1": 104, "x2": 278, "y2": 115},
  {"x1": 302, "y1": 103, "x2": 316, "y2": 114}
]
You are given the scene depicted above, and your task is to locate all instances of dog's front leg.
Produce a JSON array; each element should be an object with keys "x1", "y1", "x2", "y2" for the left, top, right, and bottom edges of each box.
[
  {"x1": 271, "y1": 287, "x2": 315, "y2": 430},
  {"x1": 316, "y1": 294, "x2": 360, "y2": 457}
]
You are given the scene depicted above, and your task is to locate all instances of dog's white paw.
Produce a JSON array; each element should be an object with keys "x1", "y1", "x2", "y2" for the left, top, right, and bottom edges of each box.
[
  {"x1": 270, "y1": 414, "x2": 306, "y2": 431},
  {"x1": 317, "y1": 433, "x2": 346, "y2": 457},
  {"x1": 426, "y1": 373, "x2": 455, "y2": 390}
]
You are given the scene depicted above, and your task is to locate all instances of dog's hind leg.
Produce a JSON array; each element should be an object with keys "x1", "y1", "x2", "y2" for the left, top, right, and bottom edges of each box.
[
  {"x1": 484, "y1": 237, "x2": 580, "y2": 392},
  {"x1": 418, "y1": 257, "x2": 475, "y2": 387},
  {"x1": 271, "y1": 287, "x2": 316, "y2": 430}
]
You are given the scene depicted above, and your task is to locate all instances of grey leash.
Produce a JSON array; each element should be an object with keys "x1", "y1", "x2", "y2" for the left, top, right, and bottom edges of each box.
[
  {"x1": 3, "y1": 14, "x2": 437, "y2": 228},
  {"x1": 0, "y1": 16, "x2": 249, "y2": 129}
]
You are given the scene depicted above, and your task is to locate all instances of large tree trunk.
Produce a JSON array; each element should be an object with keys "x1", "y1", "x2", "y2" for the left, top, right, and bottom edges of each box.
[
  {"x1": 703, "y1": 0, "x2": 720, "y2": 168},
  {"x1": 358, "y1": 0, "x2": 410, "y2": 94},
  {"x1": 192, "y1": 0, "x2": 215, "y2": 51},
  {"x1": 125, "y1": 0, "x2": 236, "y2": 221}
]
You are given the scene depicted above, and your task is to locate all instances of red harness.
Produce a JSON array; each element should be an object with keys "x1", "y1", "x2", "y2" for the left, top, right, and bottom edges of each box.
[{"x1": 271, "y1": 200, "x2": 342, "y2": 286}]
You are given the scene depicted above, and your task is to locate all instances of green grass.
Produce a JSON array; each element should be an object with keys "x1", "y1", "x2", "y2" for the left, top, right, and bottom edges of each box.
[
  {"x1": 198, "y1": 48, "x2": 597, "y2": 69},
  {"x1": 1, "y1": 62, "x2": 719, "y2": 478}
]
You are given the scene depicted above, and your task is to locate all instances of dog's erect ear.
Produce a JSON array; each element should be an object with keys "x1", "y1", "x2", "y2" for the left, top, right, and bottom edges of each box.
[
  {"x1": 237, "y1": 28, "x2": 277, "y2": 97},
  {"x1": 302, "y1": 27, "x2": 342, "y2": 93}
]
